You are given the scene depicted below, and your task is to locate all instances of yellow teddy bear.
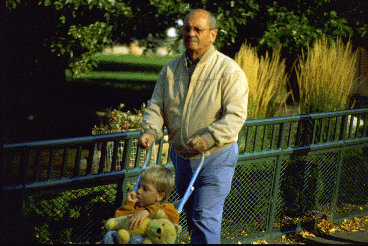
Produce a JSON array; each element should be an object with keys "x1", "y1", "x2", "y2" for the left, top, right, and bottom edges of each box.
[{"x1": 105, "y1": 210, "x2": 181, "y2": 244}]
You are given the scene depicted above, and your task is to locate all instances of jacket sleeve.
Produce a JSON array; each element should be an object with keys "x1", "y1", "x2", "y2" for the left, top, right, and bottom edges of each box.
[
  {"x1": 141, "y1": 66, "x2": 166, "y2": 140},
  {"x1": 114, "y1": 200, "x2": 137, "y2": 218},
  {"x1": 145, "y1": 203, "x2": 179, "y2": 224},
  {"x1": 204, "y1": 69, "x2": 249, "y2": 147},
  {"x1": 159, "y1": 203, "x2": 180, "y2": 224}
]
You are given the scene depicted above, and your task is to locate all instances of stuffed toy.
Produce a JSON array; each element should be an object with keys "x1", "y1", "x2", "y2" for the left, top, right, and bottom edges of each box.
[
  {"x1": 143, "y1": 216, "x2": 182, "y2": 244},
  {"x1": 105, "y1": 210, "x2": 182, "y2": 244}
]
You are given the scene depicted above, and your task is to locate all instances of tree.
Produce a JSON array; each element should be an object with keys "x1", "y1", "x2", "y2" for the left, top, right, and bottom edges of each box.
[
  {"x1": 2, "y1": 0, "x2": 188, "y2": 143},
  {"x1": 3, "y1": 1, "x2": 69, "y2": 143},
  {"x1": 5, "y1": 0, "x2": 366, "y2": 75},
  {"x1": 4, "y1": 0, "x2": 187, "y2": 76}
]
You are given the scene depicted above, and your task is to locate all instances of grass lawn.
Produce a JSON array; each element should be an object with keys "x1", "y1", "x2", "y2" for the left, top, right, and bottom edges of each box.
[
  {"x1": 65, "y1": 54, "x2": 180, "y2": 108},
  {"x1": 69, "y1": 54, "x2": 179, "y2": 85},
  {"x1": 93, "y1": 54, "x2": 178, "y2": 66}
]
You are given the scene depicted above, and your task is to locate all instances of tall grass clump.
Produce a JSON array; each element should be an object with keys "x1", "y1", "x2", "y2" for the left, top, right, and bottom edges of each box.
[
  {"x1": 235, "y1": 42, "x2": 289, "y2": 120},
  {"x1": 296, "y1": 36, "x2": 358, "y2": 114}
]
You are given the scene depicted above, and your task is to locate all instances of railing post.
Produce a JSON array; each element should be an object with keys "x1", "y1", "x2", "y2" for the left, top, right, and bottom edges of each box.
[
  {"x1": 47, "y1": 149, "x2": 56, "y2": 179},
  {"x1": 86, "y1": 144, "x2": 95, "y2": 174},
  {"x1": 115, "y1": 138, "x2": 133, "y2": 208},
  {"x1": 61, "y1": 147, "x2": 69, "y2": 178},
  {"x1": 99, "y1": 142, "x2": 108, "y2": 173},
  {"x1": 156, "y1": 137, "x2": 165, "y2": 165},
  {"x1": 73, "y1": 146, "x2": 82, "y2": 177},
  {"x1": 266, "y1": 122, "x2": 287, "y2": 235},
  {"x1": 111, "y1": 140, "x2": 120, "y2": 171},
  {"x1": 329, "y1": 115, "x2": 349, "y2": 220}
]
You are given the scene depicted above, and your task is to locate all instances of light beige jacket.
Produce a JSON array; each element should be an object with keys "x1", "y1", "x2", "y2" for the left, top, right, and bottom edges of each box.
[{"x1": 142, "y1": 45, "x2": 248, "y2": 159}]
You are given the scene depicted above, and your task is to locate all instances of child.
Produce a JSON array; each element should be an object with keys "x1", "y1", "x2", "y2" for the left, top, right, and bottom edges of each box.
[{"x1": 102, "y1": 165, "x2": 179, "y2": 244}]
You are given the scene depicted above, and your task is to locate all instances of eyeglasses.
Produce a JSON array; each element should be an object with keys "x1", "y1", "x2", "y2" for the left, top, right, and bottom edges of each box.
[{"x1": 182, "y1": 25, "x2": 212, "y2": 34}]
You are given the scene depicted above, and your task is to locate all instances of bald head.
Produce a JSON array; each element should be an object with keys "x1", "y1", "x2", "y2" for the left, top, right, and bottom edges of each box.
[{"x1": 184, "y1": 9, "x2": 218, "y2": 30}]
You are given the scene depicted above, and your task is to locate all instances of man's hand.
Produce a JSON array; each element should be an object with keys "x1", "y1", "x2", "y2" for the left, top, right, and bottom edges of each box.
[
  {"x1": 127, "y1": 191, "x2": 139, "y2": 203},
  {"x1": 138, "y1": 133, "x2": 155, "y2": 149},
  {"x1": 187, "y1": 136, "x2": 209, "y2": 153},
  {"x1": 126, "y1": 210, "x2": 150, "y2": 230}
]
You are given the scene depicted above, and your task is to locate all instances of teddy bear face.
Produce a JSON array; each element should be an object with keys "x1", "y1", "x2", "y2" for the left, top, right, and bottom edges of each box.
[{"x1": 146, "y1": 218, "x2": 182, "y2": 244}]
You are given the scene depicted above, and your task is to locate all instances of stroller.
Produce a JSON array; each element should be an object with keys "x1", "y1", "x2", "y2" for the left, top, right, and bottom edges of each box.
[
  {"x1": 132, "y1": 146, "x2": 205, "y2": 243},
  {"x1": 101, "y1": 146, "x2": 204, "y2": 244}
]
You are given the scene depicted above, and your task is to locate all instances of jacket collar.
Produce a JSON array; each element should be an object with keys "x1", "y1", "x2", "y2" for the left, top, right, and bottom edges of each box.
[
  {"x1": 198, "y1": 45, "x2": 216, "y2": 64},
  {"x1": 185, "y1": 52, "x2": 200, "y2": 66},
  {"x1": 184, "y1": 45, "x2": 216, "y2": 66}
]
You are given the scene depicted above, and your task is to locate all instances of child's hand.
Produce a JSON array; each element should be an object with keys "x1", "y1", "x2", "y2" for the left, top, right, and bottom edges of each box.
[
  {"x1": 126, "y1": 210, "x2": 150, "y2": 230},
  {"x1": 127, "y1": 191, "x2": 139, "y2": 203}
]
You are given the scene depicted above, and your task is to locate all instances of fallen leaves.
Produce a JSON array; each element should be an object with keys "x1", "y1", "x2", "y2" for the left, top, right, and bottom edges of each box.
[
  {"x1": 250, "y1": 240, "x2": 268, "y2": 244},
  {"x1": 299, "y1": 230, "x2": 316, "y2": 238},
  {"x1": 259, "y1": 214, "x2": 368, "y2": 244},
  {"x1": 317, "y1": 215, "x2": 368, "y2": 234}
]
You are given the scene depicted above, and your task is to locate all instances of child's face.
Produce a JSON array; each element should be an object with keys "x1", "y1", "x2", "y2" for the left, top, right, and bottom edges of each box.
[{"x1": 136, "y1": 180, "x2": 164, "y2": 207}]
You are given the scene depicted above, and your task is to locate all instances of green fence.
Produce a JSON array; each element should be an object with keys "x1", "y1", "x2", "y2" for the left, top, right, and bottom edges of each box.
[{"x1": 2, "y1": 109, "x2": 368, "y2": 244}]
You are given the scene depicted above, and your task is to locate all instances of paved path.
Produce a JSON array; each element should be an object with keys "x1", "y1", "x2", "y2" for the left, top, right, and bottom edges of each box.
[{"x1": 262, "y1": 217, "x2": 368, "y2": 244}]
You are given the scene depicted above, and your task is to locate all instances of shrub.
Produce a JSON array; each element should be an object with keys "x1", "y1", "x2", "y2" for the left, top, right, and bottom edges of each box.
[
  {"x1": 235, "y1": 42, "x2": 290, "y2": 120},
  {"x1": 296, "y1": 36, "x2": 358, "y2": 114},
  {"x1": 93, "y1": 103, "x2": 146, "y2": 132}
]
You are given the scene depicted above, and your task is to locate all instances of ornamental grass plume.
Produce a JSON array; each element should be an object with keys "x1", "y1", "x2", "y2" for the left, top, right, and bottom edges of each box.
[
  {"x1": 296, "y1": 35, "x2": 358, "y2": 114},
  {"x1": 235, "y1": 42, "x2": 289, "y2": 120}
]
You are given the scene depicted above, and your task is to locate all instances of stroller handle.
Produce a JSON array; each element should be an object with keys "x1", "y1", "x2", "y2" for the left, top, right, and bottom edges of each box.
[
  {"x1": 176, "y1": 152, "x2": 205, "y2": 213},
  {"x1": 134, "y1": 147, "x2": 152, "y2": 192}
]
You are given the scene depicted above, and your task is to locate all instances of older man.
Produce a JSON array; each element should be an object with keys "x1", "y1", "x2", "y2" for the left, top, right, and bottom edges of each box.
[{"x1": 139, "y1": 9, "x2": 248, "y2": 244}]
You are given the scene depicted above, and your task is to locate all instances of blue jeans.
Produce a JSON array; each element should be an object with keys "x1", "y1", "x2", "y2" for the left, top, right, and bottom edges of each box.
[{"x1": 170, "y1": 143, "x2": 238, "y2": 244}]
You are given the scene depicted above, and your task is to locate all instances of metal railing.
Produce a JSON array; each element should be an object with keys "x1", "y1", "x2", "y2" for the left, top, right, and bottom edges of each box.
[{"x1": 2, "y1": 108, "x2": 368, "y2": 244}]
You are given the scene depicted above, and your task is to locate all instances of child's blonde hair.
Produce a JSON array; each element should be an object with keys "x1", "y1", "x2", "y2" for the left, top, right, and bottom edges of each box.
[{"x1": 140, "y1": 165, "x2": 175, "y2": 202}]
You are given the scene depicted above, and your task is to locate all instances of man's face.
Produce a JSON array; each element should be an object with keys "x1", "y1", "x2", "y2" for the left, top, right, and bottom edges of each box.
[{"x1": 183, "y1": 12, "x2": 217, "y2": 54}]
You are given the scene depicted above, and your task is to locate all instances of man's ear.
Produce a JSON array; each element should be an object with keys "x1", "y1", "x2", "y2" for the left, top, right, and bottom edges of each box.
[{"x1": 210, "y1": 29, "x2": 218, "y2": 44}]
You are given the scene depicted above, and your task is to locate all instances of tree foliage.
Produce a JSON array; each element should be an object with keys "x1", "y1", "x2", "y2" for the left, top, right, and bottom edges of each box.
[{"x1": 2, "y1": 0, "x2": 367, "y2": 143}]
